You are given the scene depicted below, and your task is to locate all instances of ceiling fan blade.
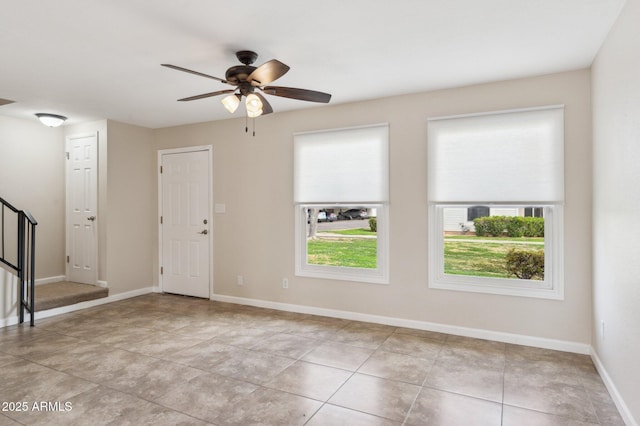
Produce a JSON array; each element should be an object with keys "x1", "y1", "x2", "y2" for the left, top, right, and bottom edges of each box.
[
  {"x1": 247, "y1": 60, "x2": 290, "y2": 86},
  {"x1": 161, "y1": 64, "x2": 229, "y2": 84},
  {"x1": 262, "y1": 86, "x2": 331, "y2": 103},
  {"x1": 178, "y1": 89, "x2": 235, "y2": 102},
  {"x1": 254, "y1": 92, "x2": 273, "y2": 115}
]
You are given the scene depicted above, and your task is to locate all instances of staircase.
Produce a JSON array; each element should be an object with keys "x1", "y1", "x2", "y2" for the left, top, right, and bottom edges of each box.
[
  {"x1": 35, "y1": 281, "x2": 108, "y2": 311},
  {"x1": 0, "y1": 196, "x2": 37, "y2": 326}
]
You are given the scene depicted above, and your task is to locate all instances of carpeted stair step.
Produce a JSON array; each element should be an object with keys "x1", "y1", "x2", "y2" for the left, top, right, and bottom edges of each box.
[{"x1": 35, "y1": 281, "x2": 109, "y2": 311}]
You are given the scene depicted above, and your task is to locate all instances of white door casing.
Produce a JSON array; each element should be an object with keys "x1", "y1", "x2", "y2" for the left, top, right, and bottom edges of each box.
[
  {"x1": 66, "y1": 133, "x2": 98, "y2": 285},
  {"x1": 159, "y1": 147, "x2": 212, "y2": 298}
]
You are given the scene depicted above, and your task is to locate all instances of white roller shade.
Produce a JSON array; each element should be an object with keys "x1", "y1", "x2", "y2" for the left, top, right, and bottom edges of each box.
[
  {"x1": 294, "y1": 124, "x2": 389, "y2": 203},
  {"x1": 428, "y1": 106, "x2": 564, "y2": 203}
]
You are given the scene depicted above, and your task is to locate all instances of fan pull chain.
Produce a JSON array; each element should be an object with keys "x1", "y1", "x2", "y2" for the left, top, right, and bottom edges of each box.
[{"x1": 244, "y1": 111, "x2": 257, "y2": 136}]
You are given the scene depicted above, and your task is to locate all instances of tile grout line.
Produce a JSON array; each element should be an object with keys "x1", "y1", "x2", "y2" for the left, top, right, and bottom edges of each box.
[
  {"x1": 307, "y1": 328, "x2": 400, "y2": 424},
  {"x1": 1, "y1": 294, "x2": 623, "y2": 425},
  {"x1": 400, "y1": 331, "x2": 447, "y2": 426}
]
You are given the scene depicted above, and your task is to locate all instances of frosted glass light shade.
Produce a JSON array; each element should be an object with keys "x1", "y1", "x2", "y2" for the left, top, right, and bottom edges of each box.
[
  {"x1": 247, "y1": 109, "x2": 263, "y2": 118},
  {"x1": 245, "y1": 94, "x2": 263, "y2": 114},
  {"x1": 221, "y1": 94, "x2": 240, "y2": 113},
  {"x1": 35, "y1": 113, "x2": 67, "y2": 127}
]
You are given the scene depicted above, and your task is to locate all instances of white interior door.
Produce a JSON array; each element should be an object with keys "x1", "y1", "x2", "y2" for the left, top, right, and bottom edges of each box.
[
  {"x1": 160, "y1": 149, "x2": 211, "y2": 298},
  {"x1": 66, "y1": 133, "x2": 98, "y2": 285}
]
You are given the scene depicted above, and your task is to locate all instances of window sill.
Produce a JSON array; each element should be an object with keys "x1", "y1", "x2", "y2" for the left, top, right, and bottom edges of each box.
[
  {"x1": 296, "y1": 265, "x2": 389, "y2": 285},
  {"x1": 429, "y1": 274, "x2": 564, "y2": 300}
]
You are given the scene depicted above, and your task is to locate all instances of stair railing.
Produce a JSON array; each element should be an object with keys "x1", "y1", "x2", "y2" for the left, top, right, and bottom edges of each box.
[{"x1": 0, "y1": 197, "x2": 37, "y2": 326}]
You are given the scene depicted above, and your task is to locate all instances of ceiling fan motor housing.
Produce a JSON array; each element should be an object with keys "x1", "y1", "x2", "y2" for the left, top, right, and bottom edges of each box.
[
  {"x1": 225, "y1": 65, "x2": 257, "y2": 85},
  {"x1": 235, "y1": 50, "x2": 258, "y2": 65}
]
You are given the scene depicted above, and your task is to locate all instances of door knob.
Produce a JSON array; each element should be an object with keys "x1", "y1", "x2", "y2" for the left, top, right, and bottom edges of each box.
[
  {"x1": 198, "y1": 229, "x2": 208, "y2": 235},
  {"x1": 87, "y1": 216, "x2": 96, "y2": 221}
]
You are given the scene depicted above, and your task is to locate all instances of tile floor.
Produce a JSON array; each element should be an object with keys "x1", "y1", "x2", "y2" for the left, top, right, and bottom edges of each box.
[{"x1": 0, "y1": 294, "x2": 625, "y2": 425}]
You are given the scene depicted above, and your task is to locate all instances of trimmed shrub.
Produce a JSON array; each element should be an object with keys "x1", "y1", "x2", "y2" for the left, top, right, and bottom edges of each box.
[
  {"x1": 474, "y1": 215, "x2": 544, "y2": 238},
  {"x1": 368, "y1": 217, "x2": 377, "y2": 232},
  {"x1": 505, "y1": 216, "x2": 526, "y2": 237},
  {"x1": 488, "y1": 217, "x2": 508, "y2": 236},
  {"x1": 505, "y1": 248, "x2": 545, "y2": 280},
  {"x1": 473, "y1": 216, "x2": 508, "y2": 237},
  {"x1": 523, "y1": 217, "x2": 544, "y2": 237},
  {"x1": 473, "y1": 217, "x2": 489, "y2": 236}
]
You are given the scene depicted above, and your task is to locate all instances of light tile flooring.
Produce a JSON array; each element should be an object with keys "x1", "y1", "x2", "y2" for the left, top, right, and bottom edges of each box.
[{"x1": 0, "y1": 294, "x2": 624, "y2": 425}]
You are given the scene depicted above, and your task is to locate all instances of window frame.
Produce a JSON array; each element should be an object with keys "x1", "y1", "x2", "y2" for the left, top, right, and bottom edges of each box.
[
  {"x1": 427, "y1": 105, "x2": 565, "y2": 299},
  {"x1": 428, "y1": 204, "x2": 564, "y2": 299},
  {"x1": 295, "y1": 203, "x2": 389, "y2": 284}
]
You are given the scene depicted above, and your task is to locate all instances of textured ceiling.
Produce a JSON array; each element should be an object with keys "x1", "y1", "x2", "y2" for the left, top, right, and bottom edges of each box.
[{"x1": 0, "y1": 0, "x2": 626, "y2": 128}]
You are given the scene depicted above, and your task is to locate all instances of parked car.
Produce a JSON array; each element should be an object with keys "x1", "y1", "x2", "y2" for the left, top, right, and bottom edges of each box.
[
  {"x1": 318, "y1": 210, "x2": 337, "y2": 222},
  {"x1": 338, "y1": 209, "x2": 369, "y2": 220}
]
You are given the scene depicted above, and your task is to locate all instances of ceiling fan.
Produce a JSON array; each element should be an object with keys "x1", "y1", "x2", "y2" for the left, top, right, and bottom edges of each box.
[{"x1": 161, "y1": 50, "x2": 332, "y2": 119}]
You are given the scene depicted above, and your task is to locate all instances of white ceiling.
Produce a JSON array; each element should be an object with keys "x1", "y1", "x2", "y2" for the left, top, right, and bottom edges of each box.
[{"x1": 0, "y1": 0, "x2": 625, "y2": 129}]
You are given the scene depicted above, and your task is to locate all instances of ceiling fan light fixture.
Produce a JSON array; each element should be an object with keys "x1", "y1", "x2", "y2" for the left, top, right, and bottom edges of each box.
[
  {"x1": 35, "y1": 113, "x2": 67, "y2": 127},
  {"x1": 163, "y1": 50, "x2": 332, "y2": 135},
  {"x1": 245, "y1": 93, "x2": 263, "y2": 114},
  {"x1": 221, "y1": 94, "x2": 240, "y2": 113},
  {"x1": 247, "y1": 108, "x2": 263, "y2": 118}
]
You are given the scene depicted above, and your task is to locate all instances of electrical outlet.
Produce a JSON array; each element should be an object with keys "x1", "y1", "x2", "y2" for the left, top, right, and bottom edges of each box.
[
  {"x1": 237, "y1": 275, "x2": 244, "y2": 286},
  {"x1": 282, "y1": 278, "x2": 289, "y2": 289}
]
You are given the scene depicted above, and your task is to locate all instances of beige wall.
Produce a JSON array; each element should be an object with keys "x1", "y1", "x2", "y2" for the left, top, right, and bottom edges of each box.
[
  {"x1": 1, "y1": 116, "x2": 154, "y2": 325},
  {"x1": 0, "y1": 116, "x2": 66, "y2": 278},
  {"x1": 153, "y1": 69, "x2": 593, "y2": 345},
  {"x1": 0, "y1": 116, "x2": 66, "y2": 322},
  {"x1": 592, "y1": 0, "x2": 640, "y2": 421},
  {"x1": 0, "y1": 70, "x2": 595, "y2": 351},
  {"x1": 65, "y1": 119, "x2": 154, "y2": 295},
  {"x1": 105, "y1": 120, "x2": 155, "y2": 295}
]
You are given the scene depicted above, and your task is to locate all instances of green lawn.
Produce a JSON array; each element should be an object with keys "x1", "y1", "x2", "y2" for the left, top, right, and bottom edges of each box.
[
  {"x1": 307, "y1": 238, "x2": 377, "y2": 268},
  {"x1": 445, "y1": 236, "x2": 544, "y2": 243},
  {"x1": 318, "y1": 228, "x2": 375, "y2": 236},
  {"x1": 444, "y1": 240, "x2": 544, "y2": 279},
  {"x1": 307, "y1": 233, "x2": 544, "y2": 278}
]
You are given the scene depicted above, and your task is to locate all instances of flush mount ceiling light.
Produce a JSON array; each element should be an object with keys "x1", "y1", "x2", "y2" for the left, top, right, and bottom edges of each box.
[{"x1": 35, "y1": 113, "x2": 67, "y2": 127}]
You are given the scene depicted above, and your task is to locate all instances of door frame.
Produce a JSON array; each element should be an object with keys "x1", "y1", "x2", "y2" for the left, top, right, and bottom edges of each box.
[
  {"x1": 65, "y1": 132, "x2": 99, "y2": 285},
  {"x1": 157, "y1": 145, "x2": 214, "y2": 298}
]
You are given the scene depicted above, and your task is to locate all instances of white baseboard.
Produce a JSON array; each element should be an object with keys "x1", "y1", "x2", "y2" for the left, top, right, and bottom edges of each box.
[
  {"x1": 33, "y1": 276, "x2": 109, "y2": 288},
  {"x1": 0, "y1": 315, "x2": 20, "y2": 328},
  {"x1": 0, "y1": 286, "x2": 154, "y2": 327},
  {"x1": 34, "y1": 275, "x2": 66, "y2": 286},
  {"x1": 210, "y1": 293, "x2": 591, "y2": 355},
  {"x1": 3, "y1": 285, "x2": 590, "y2": 354},
  {"x1": 590, "y1": 348, "x2": 638, "y2": 426}
]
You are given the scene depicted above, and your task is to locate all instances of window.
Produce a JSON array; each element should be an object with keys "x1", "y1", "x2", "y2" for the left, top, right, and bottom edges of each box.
[
  {"x1": 294, "y1": 124, "x2": 389, "y2": 284},
  {"x1": 467, "y1": 205, "x2": 490, "y2": 221},
  {"x1": 427, "y1": 106, "x2": 564, "y2": 299},
  {"x1": 524, "y1": 207, "x2": 544, "y2": 218}
]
